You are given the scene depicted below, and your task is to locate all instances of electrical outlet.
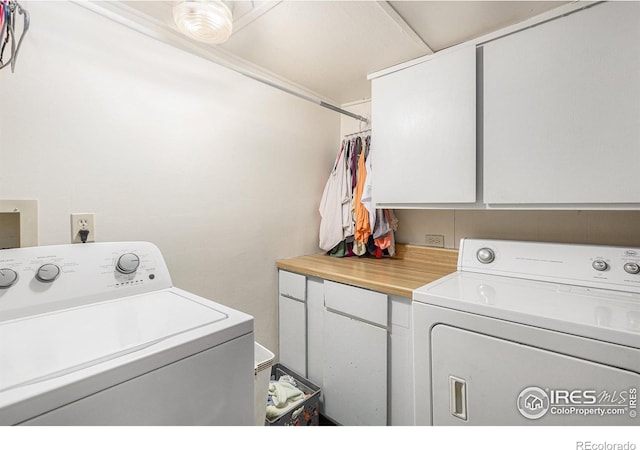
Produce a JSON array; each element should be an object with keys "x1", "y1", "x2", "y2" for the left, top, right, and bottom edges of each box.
[
  {"x1": 425, "y1": 234, "x2": 444, "y2": 248},
  {"x1": 70, "y1": 213, "x2": 96, "y2": 243}
]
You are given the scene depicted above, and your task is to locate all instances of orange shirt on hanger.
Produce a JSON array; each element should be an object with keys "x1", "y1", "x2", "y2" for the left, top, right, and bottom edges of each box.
[{"x1": 353, "y1": 145, "x2": 370, "y2": 244}]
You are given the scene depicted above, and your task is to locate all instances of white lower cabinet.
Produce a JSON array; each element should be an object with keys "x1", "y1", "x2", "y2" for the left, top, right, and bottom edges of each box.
[
  {"x1": 388, "y1": 295, "x2": 414, "y2": 426},
  {"x1": 306, "y1": 277, "x2": 324, "y2": 386},
  {"x1": 277, "y1": 270, "x2": 415, "y2": 425},
  {"x1": 278, "y1": 295, "x2": 306, "y2": 377},
  {"x1": 278, "y1": 271, "x2": 306, "y2": 377},
  {"x1": 323, "y1": 309, "x2": 387, "y2": 425},
  {"x1": 323, "y1": 281, "x2": 388, "y2": 426}
]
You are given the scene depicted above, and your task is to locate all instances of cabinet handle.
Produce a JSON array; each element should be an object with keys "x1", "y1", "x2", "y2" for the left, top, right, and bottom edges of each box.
[{"x1": 449, "y1": 376, "x2": 468, "y2": 421}]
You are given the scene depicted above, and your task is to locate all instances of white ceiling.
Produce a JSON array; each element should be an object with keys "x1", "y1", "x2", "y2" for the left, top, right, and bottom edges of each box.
[{"x1": 121, "y1": 1, "x2": 569, "y2": 104}]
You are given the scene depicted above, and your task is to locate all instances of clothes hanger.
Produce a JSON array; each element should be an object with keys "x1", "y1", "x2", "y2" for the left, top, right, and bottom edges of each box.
[
  {"x1": 0, "y1": 0, "x2": 30, "y2": 73},
  {"x1": 0, "y1": 2, "x2": 8, "y2": 58},
  {"x1": 343, "y1": 128, "x2": 372, "y2": 139}
]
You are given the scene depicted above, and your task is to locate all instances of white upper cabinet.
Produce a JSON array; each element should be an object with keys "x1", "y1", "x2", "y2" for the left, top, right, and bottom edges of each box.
[
  {"x1": 482, "y1": 1, "x2": 640, "y2": 206},
  {"x1": 369, "y1": 2, "x2": 640, "y2": 210},
  {"x1": 371, "y1": 45, "x2": 477, "y2": 207}
]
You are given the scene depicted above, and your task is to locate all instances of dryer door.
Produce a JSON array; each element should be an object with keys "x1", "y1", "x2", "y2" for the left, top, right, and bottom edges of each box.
[{"x1": 431, "y1": 325, "x2": 640, "y2": 425}]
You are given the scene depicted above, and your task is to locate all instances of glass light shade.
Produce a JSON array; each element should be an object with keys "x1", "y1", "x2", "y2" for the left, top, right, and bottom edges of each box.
[{"x1": 173, "y1": 1, "x2": 233, "y2": 44}]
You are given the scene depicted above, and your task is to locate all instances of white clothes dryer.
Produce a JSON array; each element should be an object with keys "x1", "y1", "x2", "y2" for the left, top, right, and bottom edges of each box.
[
  {"x1": 0, "y1": 242, "x2": 254, "y2": 425},
  {"x1": 413, "y1": 239, "x2": 640, "y2": 426}
]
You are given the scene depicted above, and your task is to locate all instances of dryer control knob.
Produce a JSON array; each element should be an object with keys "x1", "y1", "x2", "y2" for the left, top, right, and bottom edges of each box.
[
  {"x1": 592, "y1": 260, "x2": 609, "y2": 272},
  {"x1": 36, "y1": 264, "x2": 60, "y2": 283},
  {"x1": 116, "y1": 253, "x2": 140, "y2": 274},
  {"x1": 624, "y1": 262, "x2": 640, "y2": 275},
  {"x1": 0, "y1": 268, "x2": 18, "y2": 288},
  {"x1": 476, "y1": 248, "x2": 495, "y2": 264}
]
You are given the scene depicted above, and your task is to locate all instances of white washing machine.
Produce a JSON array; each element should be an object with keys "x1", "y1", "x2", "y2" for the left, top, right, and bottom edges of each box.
[
  {"x1": 413, "y1": 238, "x2": 640, "y2": 426},
  {"x1": 0, "y1": 242, "x2": 254, "y2": 425}
]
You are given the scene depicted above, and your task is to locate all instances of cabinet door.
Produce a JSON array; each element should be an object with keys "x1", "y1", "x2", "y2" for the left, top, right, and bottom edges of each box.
[
  {"x1": 278, "y1": 295, "x2": 306, "y2": 377},
  {"x1": 483, "y1": 2, "x2": 640, "y2": 205},
  {"x1": 306, "y1": 277, "x2": 324, "y2": 387},
  {"x1": 322, "y1": 310, "x2": 387, "y2": 426},
  {"x1": 388, "y1": 295, "x2": 414, "y2": 426},
  {"x1": 371, "y1": 45, "x2": 476, "y2": 205}
]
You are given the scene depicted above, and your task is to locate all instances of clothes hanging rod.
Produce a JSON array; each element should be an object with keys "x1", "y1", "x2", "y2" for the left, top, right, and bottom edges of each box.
[
  {"x1": 344, "y1": 129, "x2": 372, "y2": 138},
  {"x1": 71, "y1": 1, "x2": 370, "y2": 125},
  {"x1": 319, "y1": 102, "x2": 369, "y2": 124}
]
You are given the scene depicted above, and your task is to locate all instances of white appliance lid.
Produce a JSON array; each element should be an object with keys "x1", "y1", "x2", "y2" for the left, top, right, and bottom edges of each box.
[
  {"x1": 413, "y1": 272, "x2": 640, "y2": 348},
  {"x1": 0, "y1": 290, "x2": 228, "y2": 392}
]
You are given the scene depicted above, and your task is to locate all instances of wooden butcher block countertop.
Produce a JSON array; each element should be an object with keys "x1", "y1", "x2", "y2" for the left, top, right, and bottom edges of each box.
[{"x1": 276, "y1": 244, "x2": 459, "y2": 298}]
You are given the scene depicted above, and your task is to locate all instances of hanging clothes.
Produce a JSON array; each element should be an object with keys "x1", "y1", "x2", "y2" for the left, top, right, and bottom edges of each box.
[
  {"x1": 318, "y1": 141, "x2": 350, "y2": 252},
  {"x1": 341, "y1": 140, "x2": 354, "y2": 241},
  {"x1": 353, "y1": 137, "x2": 371, "y2": 245},
  {"x1": 372, "y1": 209, "x2": 391, "y2": 239},
  {"x1": 320, "y1": 131, "x2": 398, "y2": 259},
  {"x1": 373, "y1": 209, "x2": 392, "y2": 247},
  {"x1": 386, "y1": 209, "x2": 398, "y2": 257},
  {"x1": 360, "y1": 136, "x2": 376, "y2": 230}
]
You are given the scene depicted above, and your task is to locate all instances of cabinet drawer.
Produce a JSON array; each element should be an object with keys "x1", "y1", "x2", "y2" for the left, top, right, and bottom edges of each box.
[
  {"x1": 324, "y1": 280, "x2": 387, "y2": 327},
  {"x1": 278, "y1": 295, "x2": 306, "y2": 377},
  {"x1": 279, "y1": 270, "x2": 306, "y2": 301}
]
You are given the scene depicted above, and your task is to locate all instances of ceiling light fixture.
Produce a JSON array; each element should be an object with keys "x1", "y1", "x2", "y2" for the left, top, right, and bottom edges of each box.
[{"x1": 172, "y1": 0, "x2": 233, "y2": 45}]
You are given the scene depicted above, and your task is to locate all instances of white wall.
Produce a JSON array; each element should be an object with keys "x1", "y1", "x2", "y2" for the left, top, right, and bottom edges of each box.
[
  {"x1": 340, "y1": 99, "x2": 371, "y2": 136},
  {"x1": 396, "y1": 209, "x2": 640, "y2": 249},
  {"x1": 0, "y1": 1, "x2": 341, "y2": 353},
  {"x1": 341, "y1": 101, "x2": 640, "y2": 249}
]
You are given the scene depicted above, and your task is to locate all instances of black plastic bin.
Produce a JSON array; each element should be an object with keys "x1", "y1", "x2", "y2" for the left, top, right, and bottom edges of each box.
[{"x1": 264, "y1": 363, "x2": 321, "y2": 426}]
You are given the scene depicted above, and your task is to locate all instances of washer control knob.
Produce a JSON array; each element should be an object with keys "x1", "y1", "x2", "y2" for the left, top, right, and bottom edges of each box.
[
  {"x1": 116, "y1": 253, "x2": 140, "y2": 274},
  {"x1": 624, "y1": 262, "x2": 640, "y2": 275},
  {"x1": 36, "y1": 264, "x2": 61, "y2": 283},
  {"x1": 0, "y1": 268, "x2": 18, "y2": 289},
  {"x1": 592, "y1": 260, "x2": 609, "y2": 272},
  {"x1": 476, "y1": 248, "x2": 495, "y2": 264}
]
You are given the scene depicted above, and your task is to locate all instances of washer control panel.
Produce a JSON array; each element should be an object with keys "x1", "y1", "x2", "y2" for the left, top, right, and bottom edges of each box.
[
  {"x1": 0, "y1": 268, "x2": 19, "y2": 289},
  {"x1": 624, "y1": 262, "x2": 640, "y2": 275},
  {"x1": 476, "y1": 248, "x2": 496, "y2": 264},
  {"x1": 116, "y1": 253, "x2": 140, "y2": 274},
  {"x1": 591, "y1": 260, "x2": 609, "y2": 272},
  {"x1": 460, "y1": 238, "x2": 640, "y2": 294},
  {"x1": 35, "y1": 263, "x2": 61, "y2": 283},
  {"x1": 0, "y1": 242, "x2": 172, "y2": 321}
]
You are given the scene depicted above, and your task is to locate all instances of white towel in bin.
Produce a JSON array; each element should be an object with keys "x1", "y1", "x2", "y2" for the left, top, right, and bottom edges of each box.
[{"x1": 266, "y1": 377, "x2": 306, "y2": 420}]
